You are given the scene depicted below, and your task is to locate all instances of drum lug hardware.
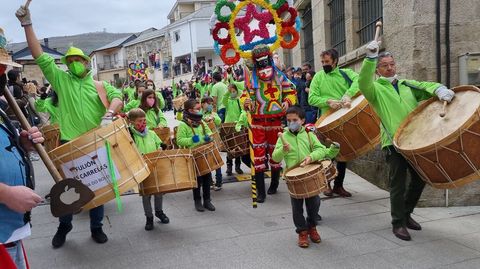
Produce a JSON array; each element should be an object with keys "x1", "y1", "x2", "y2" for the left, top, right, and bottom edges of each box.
[
  {"x1": 112, "y1": 143, "x2": 119, "y2": 148},
  {"x1": 91, "y1": 155, "x2": 98, "y2": 160}
]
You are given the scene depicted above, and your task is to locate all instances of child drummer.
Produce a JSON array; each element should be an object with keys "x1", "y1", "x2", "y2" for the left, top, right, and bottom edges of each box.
[
  {"x1": 176, "y1": 99, "x2": 216, "y2": 212},
  {"x1": 128, "y1": 109, "x2": 170, "y2": 230},
  {"x1": 272, "y1": 106, "x2": 340, "y2": 248}
]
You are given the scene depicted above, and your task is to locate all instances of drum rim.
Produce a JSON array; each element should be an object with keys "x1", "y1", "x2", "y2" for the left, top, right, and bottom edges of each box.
[{"x1": 394, "y1": 85, "x2": 480, "y2": 153}]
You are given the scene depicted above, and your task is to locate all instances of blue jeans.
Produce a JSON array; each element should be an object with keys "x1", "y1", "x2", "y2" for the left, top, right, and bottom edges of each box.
[
  {"x1": 305, "y1": 109, "x2": 317, "y2": 124},
  {"x1": 217, "y1": 108, "x2": 226, "y2": 123},
  {"x1": 215, "y1": 168, "x2": 222, "y2": 187},
  {"x1": 6, "y1": 241, "x2": 26, "y2": 269},
  {"x1": 59, "y1": 205, "x2": 104, "y2": 229}
]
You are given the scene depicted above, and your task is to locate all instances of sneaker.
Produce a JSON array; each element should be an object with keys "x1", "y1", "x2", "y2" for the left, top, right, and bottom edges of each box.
[
  {"x1": 52, "y1": 223, "x2": 72, "y2": 248},
  {"x1": 213, "y1": 185, "x2": 222, "y2": 191},
  {"x1": 226, "y1": 165, "x2": 233, "y2": 176},
  {"x1": 203, "y1": 201, "x2": 216, "y2": 211},
  {"x1": 308, "y1": 227, "x2": 321, "y2": 243},
  {"x1": 145, "y1": 217, "x2": 154, "y2": 231},
  {"x1": 195, "y1": 200, "x2": 205, "y2": 212},
  {"x1": 155, "y1": 211, "x2": 170, "y2": 224},
  {"x1": 298, "y1": 231, "x2": 309, "y2": 248},
  {"x1": 91, "y1": 228, "x2": 108, "y2": 244}
]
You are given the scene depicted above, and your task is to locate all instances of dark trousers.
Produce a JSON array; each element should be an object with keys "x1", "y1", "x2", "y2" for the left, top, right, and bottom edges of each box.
[
  {"x1": 291, "y1": 195, "x2": 320, "y2": 233},
  {"x1": 59, "y1": 206, "x2": 104, "y2": 229},
  {"x1": 215, "y1": 168, "x2": 222, "y2": 187},
  {"x1": 193, "y1": 173, "x2": 212, "y2": 202},
  {"x1": 385, "y1": 146, "x2": 426, "y2": 228},
  {"x1": 333, "y1": 161, "x2": 347, "y2": 188},
  {"x1": 226, "y1": 156, "x2": 241, "y2": 167}
]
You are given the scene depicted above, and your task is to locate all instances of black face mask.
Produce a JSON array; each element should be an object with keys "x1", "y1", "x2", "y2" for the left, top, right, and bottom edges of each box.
[{"x1": 323, "y1": 65, "x2": 333, "y2": 73}]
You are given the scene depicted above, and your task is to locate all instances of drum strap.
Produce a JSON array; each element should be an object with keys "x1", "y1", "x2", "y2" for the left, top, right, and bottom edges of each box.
[
  {"x1": 339, "y1": 70, "x2": 353, "y2": 87},
  {"x1": 93, "y1": 81, "x2": 110, "y2": 109}
]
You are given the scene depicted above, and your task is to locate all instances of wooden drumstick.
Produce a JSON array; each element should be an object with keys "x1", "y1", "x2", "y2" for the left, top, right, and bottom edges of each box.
[
  {"x1": 25, "y1": 0, "x2": 32, "y2": 8},
  {"x1": 278, "y1": 132, "x2": 287, "y2": 145},
  {"x1": 369, "y1": 21, "x2": 383, "y2": 52},
  {"x1": 440, "y1": 101, "x2": 448, "y2": 117}
]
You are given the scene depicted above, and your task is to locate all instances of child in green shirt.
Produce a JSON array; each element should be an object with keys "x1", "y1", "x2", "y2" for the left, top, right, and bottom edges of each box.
[
  {"x1": 176, "y1": 99, "x2": 216, "y2": 212},
  {"x1": 138, "y1": 89, "x2": 168, "y2": 129},
  {"x1": 201, "y1": 97, "x2": 223, "y2": 191},
  {"x1": 128, "y1": 108, "x2": 170, "y2": 231},
  {"x1": 272, "y1": 106, "x2": 340, "y2": 248}
]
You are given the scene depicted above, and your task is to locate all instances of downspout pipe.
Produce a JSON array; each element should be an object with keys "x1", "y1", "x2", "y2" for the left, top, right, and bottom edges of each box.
[
  {"x1": 445, "y1": 0, "x2": 451, "y2": 88},
  {"x1": 435, "y1": 0, "x2": 442, "y2": 83}
]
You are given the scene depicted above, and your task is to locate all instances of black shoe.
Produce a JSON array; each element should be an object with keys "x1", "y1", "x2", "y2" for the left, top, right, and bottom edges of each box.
[
  {"x1": 406, "y1": 216, "x2": 422, "y2": 230},
  {"x1": 316, "y1": 214, "x2": 322, "y2": 221},
  {"x1": 52, "y1": 223, "x2": 72, "y2": 248},
  {"x1": 91, "y1": 228, "x2": 108, "y2": 244},
  {"x1": 145, "y1": 217, "x2": 154, "y2": 231},
  {"x1": 256, "y1": 195, "x2": 266, "y2": 203},
  {"x1": 268, "y1": 170, "x2": 280, "y2": 195},
  {"x1": 203, "y1": 201, "x2": 216, "y2": 211},
  {"x1": 226, "y1": 165, "x2": 233, "y2": 176},
  {"x1": 195, "y1": 200, "x2": 205, "y2": 212},
  {"x1": 392, "y1": 226, "x2": 411, "y2": 241},
  {"x1": 255, "y1": 172, "x2": 266, "y2": 203},
  {"x1": 155, "y1": 211, "x2": 170, "y2": 224},
  {"x1": 235, "y1": 166, "x2": 244, "y2": 174}
]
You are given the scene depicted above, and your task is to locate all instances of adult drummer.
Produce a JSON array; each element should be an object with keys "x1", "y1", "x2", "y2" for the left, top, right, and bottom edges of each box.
[
  {"x1": 16, "y1": 5, "x2": 123, "y2": 248},
  {"x1": 308, "y1": 48, "x2": 359, "y2": 197},
  {"x1": 358, "y1": 40, "x2": 454, "y2": 241}
]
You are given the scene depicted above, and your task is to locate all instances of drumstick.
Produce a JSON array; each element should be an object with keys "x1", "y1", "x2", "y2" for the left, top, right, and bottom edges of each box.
[
  {"x1": 278, "y1": 132, "x2": 287, "y2": 145},
  {"x1": 25, "y1": 0, "x2": 32, "y2": 8},
  {"x1": 439, "y1": 101, "x2": 447, "y2": 117},
  {"x1": 369, "y1": 21, "x2": 383, "y2": 52}
]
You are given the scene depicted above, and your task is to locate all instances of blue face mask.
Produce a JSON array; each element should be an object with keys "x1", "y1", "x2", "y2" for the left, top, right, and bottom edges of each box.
[
  {"x1": 206, "y1": 104, "x2": 213, "y2": 112},
  {"x1": 230, "y1": 92, "x2": 238, "y2": 98},
  {"x1": 288, "y1": 121, "x2": 302, "y2": 132}
]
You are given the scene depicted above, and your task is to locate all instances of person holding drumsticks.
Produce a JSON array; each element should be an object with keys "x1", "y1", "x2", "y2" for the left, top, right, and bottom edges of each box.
[
  {"x1": 308, "y1": 48, "x2": 359, "y2": 198},
  {"x1": 128, "y1": 109, "x2": 169, "y2": 231},
  {"x1": 358, "y1": 40, "x2": 454, "y2": 241},
  {"x1": 176, "y1": 99, "x2": 216, "y2": 212},
  {"x1": 15, "y1": 3, "x2": 124, "y2": 248},
  {"x1": 272, "y1": 106, "x2": 340, "y2": 248}
]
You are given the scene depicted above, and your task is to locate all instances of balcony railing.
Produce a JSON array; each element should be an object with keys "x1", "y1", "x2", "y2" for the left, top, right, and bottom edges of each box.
[{"x1": 97, "y1": 60, "x2": 128, "y2": 71}]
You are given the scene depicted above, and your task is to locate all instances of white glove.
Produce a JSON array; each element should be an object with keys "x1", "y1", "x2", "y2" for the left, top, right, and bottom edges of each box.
[
  {"x1": 435, "y1": 86, "x2": 455, "y2": 103},
  {"x1": 100, "y1": 116, "x2": 114, "y2": 127},
  {"x1": 365, "y1": 40, "x2": 381, "y2": 58},
  {"x1": 15, "y1": 5, "x2": 32, "y2": 26}
]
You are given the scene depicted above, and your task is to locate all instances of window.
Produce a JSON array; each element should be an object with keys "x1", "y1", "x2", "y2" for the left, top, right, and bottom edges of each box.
[
  {"x1": 302, "y1": 4, "x2": 314, "y2": 67},
  {"x1": 174, "y1": 31, "x2": 180, "y2": 42},
  {"x1": 136, "y1": 46, "x2": 142, "y2": 59},
  {"x1": 358, "y1": 0, "x2": 383, "y2": 45},
  {"x1": 328, "y1": 0, "x2": 346, "y2": 56}
]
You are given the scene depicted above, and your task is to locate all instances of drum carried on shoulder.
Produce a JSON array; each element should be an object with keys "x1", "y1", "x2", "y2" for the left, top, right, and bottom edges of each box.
[
  {"x1": 41, "y1": 124, "x2": 60, "y2": 152},
  {"x1": 284, "y1": 160, "x2": 334, "y2": 199},
  {"x1": 140, "y1": 149, "x2": 197, "y2": 195},
  {"x1": 173, "y1": 94, "x2": 188, "y2": 110},
  {"x1": 219, "y1": 123, "x2": 249, "y2": 158},
  {"x1": 394, "y1": 85, "x2": 480, "y2": 189},
  {"x1": 153, "y1": 127, "x2": 172, "y2": 149},
  {"x1": 316, "y1": 94, "x2": 380, "y2": 161},
  {"x1": 207, "y1": 121, "x2": 225, "y2": 152}
]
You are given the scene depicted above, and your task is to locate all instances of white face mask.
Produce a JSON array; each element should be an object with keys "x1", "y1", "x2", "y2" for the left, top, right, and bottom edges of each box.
[
  {"x1": 147, "y1": 86, "x2": 154, "y2": 90},
  {"x1": 381, "y1": 74, "x2": 398, "y2": 83}
]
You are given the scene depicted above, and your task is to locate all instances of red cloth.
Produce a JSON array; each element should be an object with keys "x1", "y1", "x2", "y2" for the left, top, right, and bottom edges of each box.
[
  {"x1": 251, "y1": 117, "x2": 283, "y2": 172},
  {"x1": 0, "y1": 245, "x2": 17, "y2": 269}
]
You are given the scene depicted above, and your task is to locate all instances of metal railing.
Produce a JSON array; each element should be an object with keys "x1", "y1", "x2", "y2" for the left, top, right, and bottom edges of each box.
[
  {"x1": 358, "y1": 0, "x2": 383, "y2": 45},
  {"x1": 329, "y1": 0, "x2": 346, "y2": 56},
  {"x1": 97, "y1": 60, "x2": 127, "y2": 71}
]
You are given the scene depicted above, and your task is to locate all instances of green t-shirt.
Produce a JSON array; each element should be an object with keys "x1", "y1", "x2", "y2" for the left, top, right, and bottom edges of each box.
[
  {"x1": 211, "y1": 82, "x2": 227, "y2": 110},
  {"x1": 35, "y1": 53, "x2": 122, "y2": 140},
  {"x1": 146, "y1": 108, "x2": 167, "y2": 129}
]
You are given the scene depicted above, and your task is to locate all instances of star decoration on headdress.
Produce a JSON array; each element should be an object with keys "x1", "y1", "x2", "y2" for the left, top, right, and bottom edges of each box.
[{"x1": 234, "y1": 3, "x2": 273, "y2": 44}]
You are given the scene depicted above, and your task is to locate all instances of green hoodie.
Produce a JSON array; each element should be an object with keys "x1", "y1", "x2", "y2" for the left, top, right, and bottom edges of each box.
[
  {"x1": 308, "y1": 67, "x2": 359, "y2": 115},
  {"x1": 123, "y1": 86, "x2": 135, "y2": 101},
  {"x1": 358, "y1": 58, "x2": 441, "y2": 147},
  {"x1": 202, "y1": 110, "x2": 221, "y2": 127},
  {"x1": 176, "y1": 120, "x2": 213, "y2": 148},
  {"x1": 272, "y1": 127, "x2": 339, "y2": 169},
  {"x1": 235, "y1": 111, "x2": 248, "y2": 132},
  {"x1": 130, "y1": 127, "x2": 162, "y2": 154},
  {"x1": 35, "y1": 97, "x2": 59, "y2": 125},
  {"x1": 146, "y1": 109, "x2": 168, "y2": 129},
  {"x1": 222, "y1": 91, "x2": 242, "y2": 123},
  {"x1": 35, "y1": 53, "x2": 122, "y2": 141}
]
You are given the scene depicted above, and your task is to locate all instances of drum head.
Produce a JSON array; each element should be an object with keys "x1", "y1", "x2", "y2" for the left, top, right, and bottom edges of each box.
[
  {"x1": 396, "y1": 90, "x2": 480, "y2": 150},
  {"x1": 320, "y1": 160, "x2": 332, "y2": 168},
  {"x1": 286, "y1": 164, "x2": 321, "y2": 177},
  {"x1": 318, "y1": 95, "x2": 365, "y2": 127}
]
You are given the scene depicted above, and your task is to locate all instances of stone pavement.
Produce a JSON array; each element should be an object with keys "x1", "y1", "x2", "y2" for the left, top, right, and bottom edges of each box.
[{"x1": 24, "y1": 111, "x2": 480, "y2": 269}]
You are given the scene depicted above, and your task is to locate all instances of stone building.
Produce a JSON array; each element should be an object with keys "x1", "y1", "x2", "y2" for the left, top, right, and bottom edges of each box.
[{"x1": 283, "y1": 0, "x2": 480, "y2": 206}]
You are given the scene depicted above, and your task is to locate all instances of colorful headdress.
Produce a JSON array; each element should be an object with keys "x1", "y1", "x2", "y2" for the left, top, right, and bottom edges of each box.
[{"x1": 212, "y1": 0, "x2": 300, "y2": 65}]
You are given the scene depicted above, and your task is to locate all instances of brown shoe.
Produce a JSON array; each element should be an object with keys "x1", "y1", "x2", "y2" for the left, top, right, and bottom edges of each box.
[
  {"x1": 332, "y1": 186, "x2": 352, "y2": 197},
  {"x1": 323, "y1": 182, "x2": 333, "y2": 196},
  {"x1": 392, "y1": 226, "x2": 411, "y2": 241},
  {"x1": 406, "y1": 216, "x2": 422, "y2": 230},
  {"x1": 307, "y1": 227, "x2": 321, "y2": 243},
  {"x1": 298, "y1": 231, "x2": 309, "y2": 248}
]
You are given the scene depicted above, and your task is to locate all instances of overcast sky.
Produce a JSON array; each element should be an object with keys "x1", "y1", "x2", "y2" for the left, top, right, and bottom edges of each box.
[{"x1": 1, "y1": 0, "x2": 177, "y2": 43}]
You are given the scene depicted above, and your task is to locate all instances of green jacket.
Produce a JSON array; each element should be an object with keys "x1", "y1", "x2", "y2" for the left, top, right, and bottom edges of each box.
[
  {"x1": 35, "y1": 53, "x2": 122, "y2": 141},
  {"x1": 123, "y1": 87, "x2": 135, "y2": 101},
  {"x1": 308, "y1": 67, "x2": 359, "y2": 115},
  {"x1": 211, "y1": 82, "x2": 227, "y2": 110},
  {"x1": 146, "y1": 109, "x2": 167, "y2": 129},
  {"x1": 227, "y1": 74, "x2": 245, "y2": 91},
  {"x1": 176, "y1": 121, "x2": 213, "y2": 148},
  {"x1": 156, "y1": 91, "x2": 166, "y2": 110},
  {"x1": 202, "y1": 111, "x2": 221, "y2": 127},
  {"x1": 124, "y1": 99, "x2": 140, "y2": 112},
  {"x1": 172, "y1": 79, "x2": 178, "y2": 98},
  {"x1": 272, "y1": 127, "x2": 339, "y2": 169},
  {"x1": 194, "y1": 82, "x2": 208, "y2": 97},
  {"x1": 222, "y1": 91, "x2": 242, "y2": 123},
  {"x1": 130, "y1": 127, "x2": 162, "y2": 154},
  {"x1": 358, "y1": 58, "x2": 441, "y2": 147},
  {"x1": 235, "y1": 110, "x2": 248, "y2": 132},
  {"x1": 35, "y1": 98, "x2": 59, "y2": 125}
]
